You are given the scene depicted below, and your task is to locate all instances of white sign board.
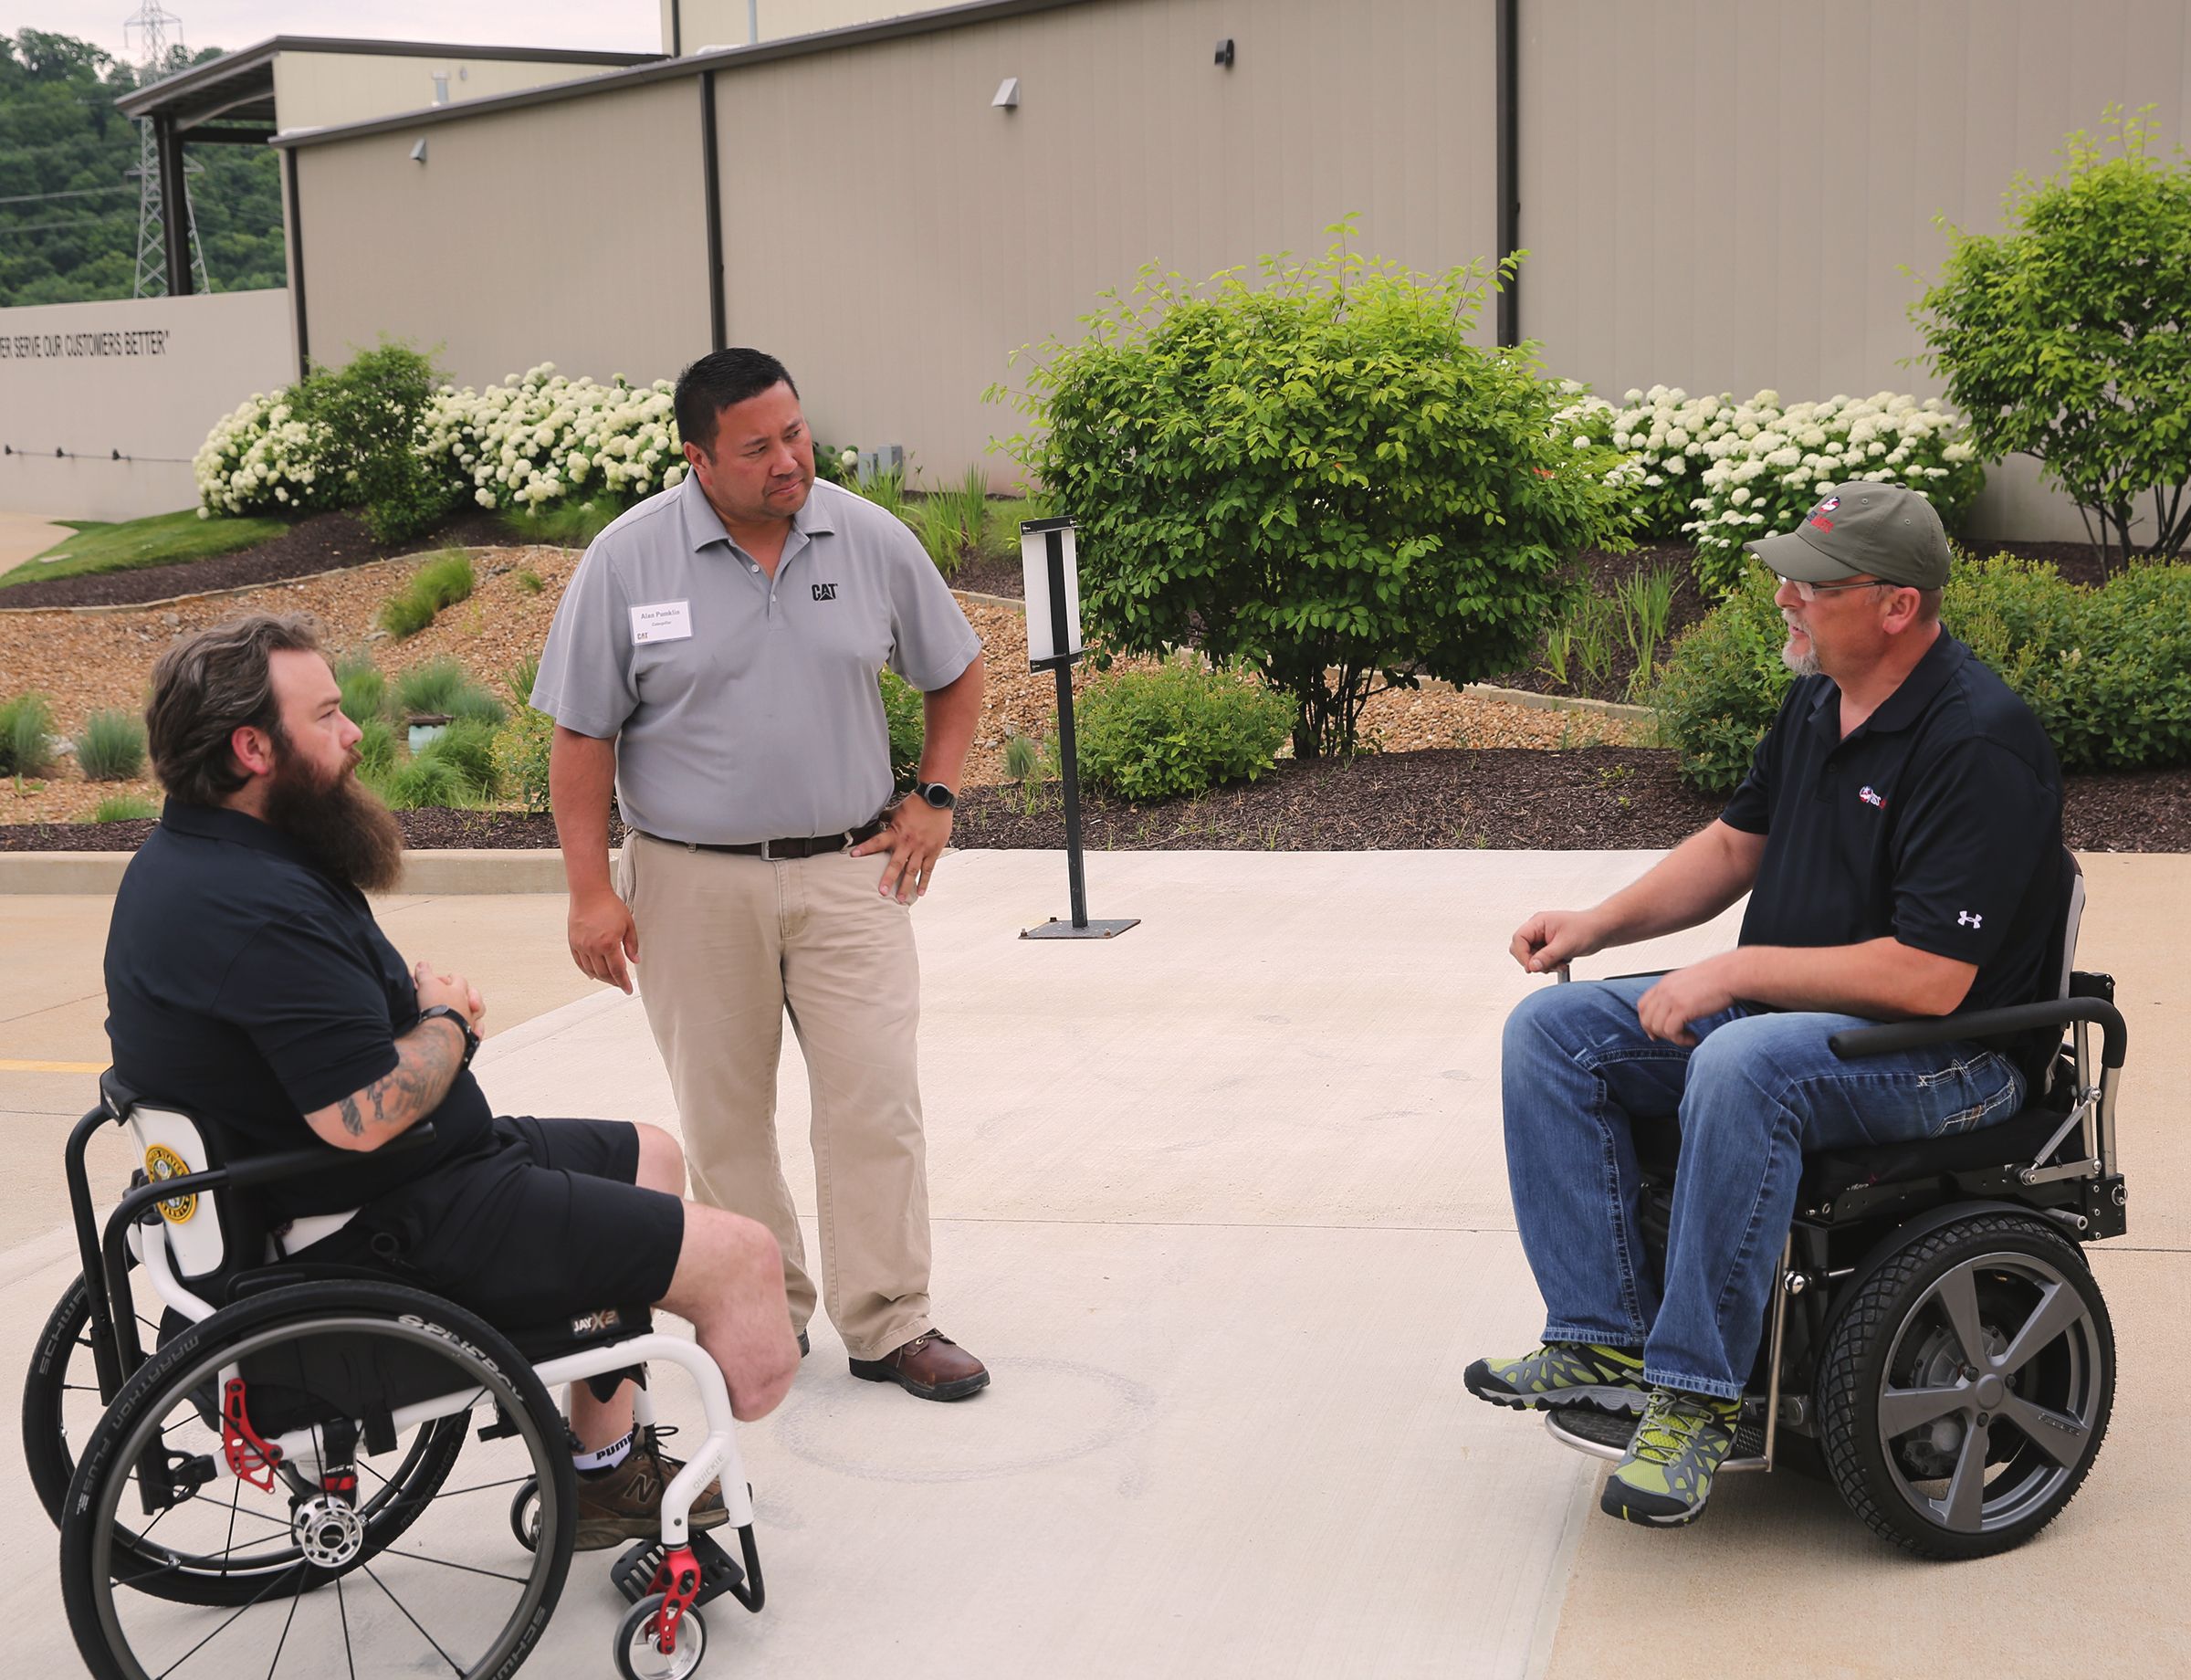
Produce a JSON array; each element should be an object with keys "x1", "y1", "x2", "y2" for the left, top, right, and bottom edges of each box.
[{"x1": 1020, "y1": 518, "x2": 1084, "y2": 667}]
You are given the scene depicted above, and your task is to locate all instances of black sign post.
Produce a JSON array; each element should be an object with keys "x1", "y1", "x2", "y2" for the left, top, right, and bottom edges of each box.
[{"x1": 1020, "y1": 516, "x2": 1137, "y2": 940}]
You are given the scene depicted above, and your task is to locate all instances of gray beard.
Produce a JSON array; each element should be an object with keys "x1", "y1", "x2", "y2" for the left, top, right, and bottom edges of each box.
[{"x1": 1781, "y1": 639, "x2": 1821, "y2": 678}]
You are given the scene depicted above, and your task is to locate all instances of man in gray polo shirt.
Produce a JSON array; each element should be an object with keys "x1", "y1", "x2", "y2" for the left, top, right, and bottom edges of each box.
[{"x1": 531, "y1": 347, "x2": 991, "y2": 1402}]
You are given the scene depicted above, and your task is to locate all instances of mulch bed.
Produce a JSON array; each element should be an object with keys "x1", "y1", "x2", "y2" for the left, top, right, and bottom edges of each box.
[
  {"x1": 12, "y1": 754, "x2": 2188, "y2": 853},
  {"x1": 0, "y1": 509, "x2": 516, "y2": 611}
]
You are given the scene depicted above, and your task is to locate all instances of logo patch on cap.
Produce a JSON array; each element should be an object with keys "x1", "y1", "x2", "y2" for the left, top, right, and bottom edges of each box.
[{"x1": 1808, "y1": 494, "x2": 1840, "y2": 532}]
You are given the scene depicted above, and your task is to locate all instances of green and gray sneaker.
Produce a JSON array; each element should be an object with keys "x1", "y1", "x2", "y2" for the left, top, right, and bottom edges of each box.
[
  {"x1": 1463, "y1": 1342, "x2": 1649, "y2": 1413},
  {"x1": 1600, "y1": 1387, "x2": 1742, "y2": 1527}
]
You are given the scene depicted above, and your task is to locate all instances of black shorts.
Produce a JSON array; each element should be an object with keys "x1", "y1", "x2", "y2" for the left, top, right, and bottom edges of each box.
[{"x1": 304, "y1": 1116, "x2": 685, "y2": 1328}]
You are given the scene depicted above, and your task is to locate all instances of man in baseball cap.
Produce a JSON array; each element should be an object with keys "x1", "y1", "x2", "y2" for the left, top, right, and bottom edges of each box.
[{"x1": 1467, "y1": 482, "x2": 2070, "y2": 1531}]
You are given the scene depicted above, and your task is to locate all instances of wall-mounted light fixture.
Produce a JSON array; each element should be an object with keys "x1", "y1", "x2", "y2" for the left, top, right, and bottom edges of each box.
[
  {"x1": 409, "y1": 138, "x2": 428, "y2": 163},
  {"x1": 1214, "y1": 37, "x2": 1235, "y2": 68},
  {"x1": 992, "y1": 76, "x2": 1020, "y2": 110}
]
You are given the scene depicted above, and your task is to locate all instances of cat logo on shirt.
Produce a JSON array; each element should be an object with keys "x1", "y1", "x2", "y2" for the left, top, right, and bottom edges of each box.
[{"x1": 143, "y1": 1143, "x2": 197, "y2": 1224}]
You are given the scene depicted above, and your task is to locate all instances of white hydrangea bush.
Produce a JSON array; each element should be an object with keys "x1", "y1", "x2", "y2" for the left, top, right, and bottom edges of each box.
[
  {"x1": 1683, "y1": 391, "x2": 1982, "y2": 596},
  {"x1": 1552, "y1": 384, "x2": 1984, "y2": 595},
  {"x1": 419, "y1": 364, "x2": 688, "y2": 514},
  {"x1": 193, "y1": 393, "x2": 335, "y2": 519}
]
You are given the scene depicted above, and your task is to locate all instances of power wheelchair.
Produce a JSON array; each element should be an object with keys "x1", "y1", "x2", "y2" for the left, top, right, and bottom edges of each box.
[
  {"x1": 28, "y1": 1075, "x2": 766, "y2": 1679},
  {"x1": 1542, "y1": 850, "x2": 2128, "y2": 1559}
]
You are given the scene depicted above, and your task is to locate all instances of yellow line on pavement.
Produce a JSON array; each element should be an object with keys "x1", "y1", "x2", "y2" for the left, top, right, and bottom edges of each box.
[{"x1": 0, "y1": 1058, "x2": 107, "y2": 1074}]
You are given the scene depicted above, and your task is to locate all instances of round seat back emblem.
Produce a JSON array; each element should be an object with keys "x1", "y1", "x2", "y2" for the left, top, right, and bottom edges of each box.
[{"x1": 143, "y1": 1143, "x2": 197, "y2": 1223}]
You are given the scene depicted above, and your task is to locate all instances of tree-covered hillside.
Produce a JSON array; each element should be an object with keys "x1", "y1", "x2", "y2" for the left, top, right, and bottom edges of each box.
[{"x1": 1, "y1": 29, "x2": 286, "y2": 306}]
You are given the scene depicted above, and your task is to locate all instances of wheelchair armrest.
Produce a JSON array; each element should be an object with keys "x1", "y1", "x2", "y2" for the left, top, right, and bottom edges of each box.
[
  {"x1": 1829, "y1": 998, "x2": 2126, "y2": 1070},
  {"x1": 220, "y1": 1120, "x2": 441, "y2": 1192}
]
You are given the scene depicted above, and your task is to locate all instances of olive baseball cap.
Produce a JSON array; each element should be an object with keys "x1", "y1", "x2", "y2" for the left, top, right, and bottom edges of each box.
[{"x1": 1744, "y1": 483, "x2": 1952, "y2": 589}]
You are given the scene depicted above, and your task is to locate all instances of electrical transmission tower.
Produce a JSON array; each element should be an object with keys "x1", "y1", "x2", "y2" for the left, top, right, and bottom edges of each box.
[{"x1": 127, "y1": 0, "x2": 208, "y2": 298}]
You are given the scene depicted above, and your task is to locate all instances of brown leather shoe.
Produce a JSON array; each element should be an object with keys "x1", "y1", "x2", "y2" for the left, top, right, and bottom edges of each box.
[
  {"x1": 572, "y1": 1428, "x2": 728, "y2": 1550},
  {"x1": 848, "y1": 1329, "x2": 990, "y2": 1401}
]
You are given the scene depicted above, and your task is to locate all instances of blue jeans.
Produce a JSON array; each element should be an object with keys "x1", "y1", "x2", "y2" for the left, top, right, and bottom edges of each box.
[{"x1": 1502, "y1": 974, "x2": 2026, "y2": 1400}]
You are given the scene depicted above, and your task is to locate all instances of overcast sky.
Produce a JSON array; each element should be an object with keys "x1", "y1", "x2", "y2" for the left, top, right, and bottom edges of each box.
[{"x1": 13, "y1": 3, "x2": 661, "y2": 62}]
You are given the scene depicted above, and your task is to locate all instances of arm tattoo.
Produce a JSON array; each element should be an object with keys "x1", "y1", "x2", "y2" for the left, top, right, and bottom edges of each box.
[{"x1": 341, "y1": 1017, "x2": 465, "y2": 1142}]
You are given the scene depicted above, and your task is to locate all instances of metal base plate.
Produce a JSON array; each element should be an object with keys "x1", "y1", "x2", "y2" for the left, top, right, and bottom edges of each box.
[
  {"x1": 1543, "y1": 1403, "x2": 1770, "y2": 1471},
  {"x1": 613, "y1": 1528, "x2": 746, "y2": 1609},
  {"x1": 1020, "y1": 918, "x2": 1140, "y2": 940}
]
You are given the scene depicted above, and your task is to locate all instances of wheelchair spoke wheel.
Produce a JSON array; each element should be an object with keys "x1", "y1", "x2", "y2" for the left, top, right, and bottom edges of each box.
[
  {"x1": 61, "y1": 1280, "x2": 575, "y2": 1680},
  {"x1": 1819, "y1": 1213, "x2": 2112, "y2": 1560}
]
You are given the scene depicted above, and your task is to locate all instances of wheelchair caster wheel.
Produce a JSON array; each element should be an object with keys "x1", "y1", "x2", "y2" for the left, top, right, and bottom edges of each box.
[
  {"x1": 615, "y1": 1592, "x2": 707, "y2": 1680},
  {"x1": 509, "y1": 1478, "x2": 540, "y2": 1551}
]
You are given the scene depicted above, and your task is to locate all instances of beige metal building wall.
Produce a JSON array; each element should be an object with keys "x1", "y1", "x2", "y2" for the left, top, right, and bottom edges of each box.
[
  {"x1": 713, "y1": 0, "x2": 1499, "y2": 487},
  {"x1": 292, "y1": 79, "x2": 711, "y2": 392},
  {"x1": 271, "y1": 50, "x2": 652, "y2": 133},
  {"x1": 666, "y1": 0, "x2": 938, "y2": 51},
  {"x1": 1518, "y1": 0, "x2": 2191, "y2": 541}
]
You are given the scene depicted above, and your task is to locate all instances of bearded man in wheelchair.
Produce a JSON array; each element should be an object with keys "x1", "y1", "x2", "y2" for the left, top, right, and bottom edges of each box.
[
  {"x1": 103, "y1": 612, "x2": 802, "y2": 1554},
  {"x1": 1464, "y1": 485, "x2": 2088, "y2": 1534}
]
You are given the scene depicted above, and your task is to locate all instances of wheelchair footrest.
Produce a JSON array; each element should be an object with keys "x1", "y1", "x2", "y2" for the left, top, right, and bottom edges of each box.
[
  {"x1": 612, "y1": 1528, "x2": 746, "y2": 1610},
  {"x1": 1544, "y1": 1404, "x2": 1770, "y2": 1470}
]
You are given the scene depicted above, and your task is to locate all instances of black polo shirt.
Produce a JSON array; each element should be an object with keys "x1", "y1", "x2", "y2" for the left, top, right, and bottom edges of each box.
[
  {"x1": 1722, "y1": 630, "x2": 2065, "y2": 1023},
  {"x1": 103, "y1": 802, "x2": 494, "y2": 1220}
]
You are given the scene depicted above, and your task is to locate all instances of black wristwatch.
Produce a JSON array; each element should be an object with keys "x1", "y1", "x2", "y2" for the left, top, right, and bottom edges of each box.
[
  {"x1": 416, "y1": 1004, "x2": 480, "y2": 1071},
  {"x1": 909, "y1": 781, "x2": 957, "y2": 812}
]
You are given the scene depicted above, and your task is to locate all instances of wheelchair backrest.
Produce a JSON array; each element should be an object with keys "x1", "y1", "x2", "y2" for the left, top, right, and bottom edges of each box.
[
  {"x1": 122, "y1": 1101, "x2": 257, "y2": 1285},
  {"x1": 2051, "y1": 849, "x2": 2086, "y2": 1003}
]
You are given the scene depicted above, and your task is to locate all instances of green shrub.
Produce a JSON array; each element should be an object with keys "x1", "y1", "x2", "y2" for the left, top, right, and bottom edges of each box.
[
  {"x1": 505, "y1": 653, "x2": 540, "y2": 709},
  {"x1": 0, "y1": 693, "x2": 57, "y2": 776},
  {"x1": 1914, "y1": 109, "x2": 2191, "y2": 564},
  {"x1": 495, "y1": 706, "x2": 554, "y2": 814},
  {"x1": 1076, "y1": 657, "x2": 1295, "y2": 801},
  {"x1": 992, "y1": 226, "x2": 1630, "y2": 758},
  {"x1": 917, "y1": 465, "x2": 994, "y2": 576},
  {"x1": 334, "y1": 654, "x2": 391, "y2": 725},
  {"x1": 880, "y1": 668, "x2": 923, "y2": 791},
  {"x1": 356, "y1": 717, "x2": 399, "y2": 776},
  {"x1": 1651, "y1": 571, "x2": 1793, "y2": 794},
  {"x1": 376, "y1": 590, "x2": 438, "y2": 639},
  {"x1": 515, "y1": 568, "x2": 545, "y2": 594},
  {"x1": 299, "y1": 341, "x2": 459, "y2": 543},
  {"x1": 394, "y1": 656, "x2": 498, "y2": 723},
  {"x1": 1659, "y1": 554, "x2": 2191, "y2": 791},
  {"x1": 93, "y1": 794, "x2": 159, "y2": 823},
  {"x1": 73, "y1": 709, "x2": 147, "y2": 781},
  {"x1": 415, "y1": 716, "x2": 501, "y2": 797}
]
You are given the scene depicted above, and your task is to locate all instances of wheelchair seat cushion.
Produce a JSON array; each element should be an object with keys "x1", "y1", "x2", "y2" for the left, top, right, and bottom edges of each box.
[{"x1": 1796, "y1": 1103, "x2": 2073, "y2": 1206}]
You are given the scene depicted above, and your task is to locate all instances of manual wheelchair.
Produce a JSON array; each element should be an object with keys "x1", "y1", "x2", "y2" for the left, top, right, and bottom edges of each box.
[
  {"x1": 27, "y1": 1074, "x2": 767, "y2": 1679},
  {"x1": 1542, "y1": 850, "x2": 2127, "y2": 1559}
]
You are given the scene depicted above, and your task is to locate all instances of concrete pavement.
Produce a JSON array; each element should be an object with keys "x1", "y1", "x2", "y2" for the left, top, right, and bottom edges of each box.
[
  {"x1": 0, "y1": 511, "x2": 68, "y2": 572},
  {"x1": 2, "y1": 849, "x2": 2185, "y2": 1677}
]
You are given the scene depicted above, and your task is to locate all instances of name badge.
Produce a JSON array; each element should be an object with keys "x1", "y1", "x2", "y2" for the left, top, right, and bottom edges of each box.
[{"x1": 630, "y1": 600, "x2": 693, "y2": 645}]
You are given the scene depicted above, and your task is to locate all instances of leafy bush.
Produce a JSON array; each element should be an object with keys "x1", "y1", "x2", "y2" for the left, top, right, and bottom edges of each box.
[
  {"x1": 994, "y1": 229, "x2": 1630, "y2": 758},
  {"x1": 193, "y1": 391, "x2": 335, "y2": 519},
  {"x1": 378, "y1": 553, "x2": 477, "y2": 640},
  {"x1": 93, "y1": 794, "x2": 158, "y2": 823},
  {"x1": 1914, "y1": 109, "x2": 2191, "y2": 565},
  {"x1": 0, "y1": 693, "x2": 57, "y2": 776},
  {"x1": 1651, "y1": 571, "x2": 1791, "y2": 794},
  {"x1": 1076, "y1": 657, "x2": 1295, "y2": 801},
  {"x1": 334, "y1": 654, "x2": 391, "y2": 726},
  {"x1": 1658, "y1": 554, "x2": 2191, "y2": 792},
  {"x1": 301, "y1": 342, "x2": 460, "y2": 543},
  {"x1": 880, "y1": 669, "x2": 923, "y2": 791},
  {"x1": 73, "y1": 709, "x2": 146, "y2": 781}
]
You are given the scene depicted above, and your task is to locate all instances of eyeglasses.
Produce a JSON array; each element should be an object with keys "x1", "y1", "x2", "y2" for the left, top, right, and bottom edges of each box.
[{"x1": 1777, "y1": 575, "x2": 1897, "y2": 604}]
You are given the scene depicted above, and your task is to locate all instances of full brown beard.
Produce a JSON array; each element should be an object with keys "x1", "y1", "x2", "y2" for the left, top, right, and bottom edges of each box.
[{"x1": 262, "y1": 744, "x2": 405, "y2": 892}]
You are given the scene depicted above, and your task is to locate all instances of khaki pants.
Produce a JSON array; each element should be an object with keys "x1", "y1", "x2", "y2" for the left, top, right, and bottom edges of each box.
[{"x1": 617, "y1": 832, "x2": 932, "y2": 1360}]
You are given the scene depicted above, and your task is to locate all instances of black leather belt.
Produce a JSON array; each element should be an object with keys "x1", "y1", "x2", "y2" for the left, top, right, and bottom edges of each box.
[{"x1": 639, "y1": 817, "x2": 887, "y2": 861}]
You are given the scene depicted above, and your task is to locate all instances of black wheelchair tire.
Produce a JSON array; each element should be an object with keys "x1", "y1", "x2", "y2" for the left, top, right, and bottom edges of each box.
[
  {"x1": 1817, "y1": 1211, "x2": 2113, "y2": 1560},
  {"x1": 60, "y1": 1278, "x2": 576, "y2": 1679},
  {"x1": 26, "y1": 1272, "x2": 469, "y2": 1604}
]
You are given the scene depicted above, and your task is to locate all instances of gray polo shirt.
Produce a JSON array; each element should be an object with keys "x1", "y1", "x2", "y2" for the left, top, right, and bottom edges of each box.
[{"x1": 530, "y1": 474, "x2": 981, "y2": 845}]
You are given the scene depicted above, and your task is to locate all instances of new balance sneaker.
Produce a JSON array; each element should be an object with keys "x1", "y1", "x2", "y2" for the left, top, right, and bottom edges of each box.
[
  {"x1": 1463, "y1": 1342, "x2": 1649, "y2": 1413},
  {"x1": 1599, "y1": 1387, "x2": 1742, "y2": 1527},
  {"x1": 572, "y1": 1426, "x2": 729, "y2": 1551}
]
